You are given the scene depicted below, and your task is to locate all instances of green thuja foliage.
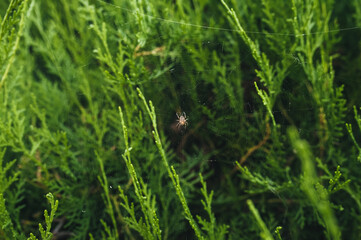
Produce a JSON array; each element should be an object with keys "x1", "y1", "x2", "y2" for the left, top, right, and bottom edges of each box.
[
  {"x1": 288, "y1": 128, "x2": 340, "y2": 240},
  {"x1": 197, "y1": 174, "x2": 229, "y2": 239},
  {"x1": 0, "y1": 148, "x2": 19, "y2": 239},
  {"x1": 27, "y1": 193, "x2": 59, "y2": 240},
  {"x1": 346, "y1": 106, "x2": 361, "y2": 162},
  {"x1": 1, "y1": 0, "x2": 361, "y2": 239},
  {"x1": 246, "y1": 200, "x2": 274, "y2": 240}
]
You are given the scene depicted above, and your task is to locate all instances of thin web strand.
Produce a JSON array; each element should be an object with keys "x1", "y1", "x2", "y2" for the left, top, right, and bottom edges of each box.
[{"x1": 96, "y1": 0, "x2": 360, "y2": 37}]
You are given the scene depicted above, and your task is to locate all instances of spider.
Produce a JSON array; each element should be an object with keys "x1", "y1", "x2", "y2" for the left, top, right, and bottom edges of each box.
[{"x1": 176, "y1": 112, "x2": 188, "y2": 129}]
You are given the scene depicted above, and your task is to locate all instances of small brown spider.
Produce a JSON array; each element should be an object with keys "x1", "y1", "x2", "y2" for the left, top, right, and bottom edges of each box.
[{"x1": 176, "y1": 112, "x2": 188, "y2": 129}]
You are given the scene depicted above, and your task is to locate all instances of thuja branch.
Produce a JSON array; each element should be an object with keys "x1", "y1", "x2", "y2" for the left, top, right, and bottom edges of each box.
[
  {"x1": 136, "y1": 88, "x2": 204, "y2": 239},
  {"x1": 220, "y1": 0, "x2": 277, "y2": 126},
  {"x1": 96, "y1": 153, "x2": 119, "y2": 239},
  {"x1": 247, "y1": 200, "x2": 274, "y2": 240},
  {"x1": 0, "y1": 0, "x2": 29, "y2": 89},
  {"x1": 118, "y1": 106, "x2": 162, "y2": 240},
  {"x1": 288, "y1": 127, "x2": 341, "y2": 240}
]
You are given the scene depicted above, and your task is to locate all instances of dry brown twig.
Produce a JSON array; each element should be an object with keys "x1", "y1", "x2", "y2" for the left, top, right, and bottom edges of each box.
[
  {"x1": 134, "y1": 45, "x2": 165, "y2": 57},
  {"x1": 230, "y1": 122, "x2": 271, "y2": 176}
]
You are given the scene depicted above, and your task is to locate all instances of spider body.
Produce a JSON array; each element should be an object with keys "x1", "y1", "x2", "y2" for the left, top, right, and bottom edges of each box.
[{"x1": 176, "y1": 112, "x2": 188, "y2": 129}]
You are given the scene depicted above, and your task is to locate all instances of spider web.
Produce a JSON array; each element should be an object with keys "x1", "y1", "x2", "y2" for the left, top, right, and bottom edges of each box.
[
  {"x1": 92, "y1": 0, "x2": 359, "y2": 166},
  {"x1": 88, "y1": 0, "x2": 358, "y2": 236}
]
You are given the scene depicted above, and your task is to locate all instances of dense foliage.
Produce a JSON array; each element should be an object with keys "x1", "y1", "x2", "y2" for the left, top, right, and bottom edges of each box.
[{"x1": 1, "y1": 0, "x2": 361, "y2": 239}]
